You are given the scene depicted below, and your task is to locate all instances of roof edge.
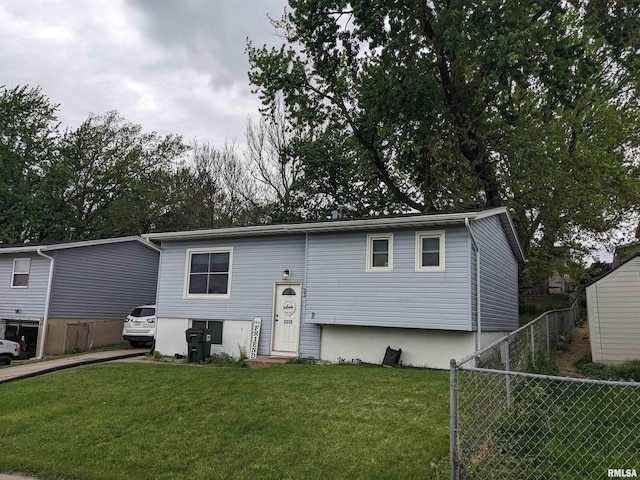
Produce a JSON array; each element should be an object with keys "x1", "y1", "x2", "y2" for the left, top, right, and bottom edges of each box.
[
  {"x1": 586, "y1": 252, "x2": 640, "y2": 288},
  {"x1": 0, "y1": 236, "x2": 160, "y2": 254}
]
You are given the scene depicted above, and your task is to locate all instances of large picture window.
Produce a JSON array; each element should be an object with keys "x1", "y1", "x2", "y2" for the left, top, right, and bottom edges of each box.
[
  {"x1": 415, "y1": 231, "x2": 445, "y2": 272},
  {"x1": 185, "y1": 248, "x2": 232, "y2": 298},
  {"x1": 366, "y1": 234, "x2": 393, "y2": 272},
  {"x1": 11, "y1": 258, "x2": 31, "y2": 287}
]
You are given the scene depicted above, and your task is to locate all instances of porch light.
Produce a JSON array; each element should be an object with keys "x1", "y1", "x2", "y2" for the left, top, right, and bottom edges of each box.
[{"x1": 282, "y1": 269, "x2": 290, "y2": 281}]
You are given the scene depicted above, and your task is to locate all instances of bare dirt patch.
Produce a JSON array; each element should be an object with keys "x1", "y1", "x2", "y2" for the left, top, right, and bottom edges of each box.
[{"x1": 555, "y1": 323, "x2": 591, "y2": 378}]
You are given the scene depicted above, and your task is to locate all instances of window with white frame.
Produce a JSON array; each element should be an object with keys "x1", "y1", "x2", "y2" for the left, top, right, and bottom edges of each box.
[
  {"x1": 415, "y1": 231, "x2": 445, "y2": 272},
  {"x1": 11, "y1": 258, "x2": 31, "y2": 287},
  {"x1": 192, "y1": 320, "x2": 223, "y2": 344},
  {"x1": 366, "y1": 234, "x2": 393, "y2": 272},
  {"x1": 185, "y1": 248, "x2": 232, "y2": 298}
]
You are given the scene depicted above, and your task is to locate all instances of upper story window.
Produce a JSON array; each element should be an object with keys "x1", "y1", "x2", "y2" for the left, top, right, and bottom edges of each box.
[
  {"x1": 184, "y1": 248, "x2": 233, "y2": 298},
  {"x1": 415, "y1": 231, "x2": 445, "y2": 272},
  {"x1": 11, "y1": 258, "x2": 31, "y2": 288},
  {"x1": 366, "y1": 234, "x2": 393, "y2": 272}
]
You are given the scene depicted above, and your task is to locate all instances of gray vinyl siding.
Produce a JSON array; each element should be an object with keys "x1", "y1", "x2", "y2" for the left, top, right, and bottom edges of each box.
[
  {"x1": 156, "y1": 235, "x2": 318, "y2": 357},
  {"x1": 304, "y1": 226, "x2": 472, "y2": 330},
  {"x1": 587, "y1": 256, "x2": 640, "y2": 364},
  {"x1": 471, "y1": 216, "x2": 519, "y2": 331},
  {"x1": 0, "y1": 253, "x2": 50, "y2": 319},
  {"x1": 49, "y1": 242, "x2": 159, "y2": 319}
]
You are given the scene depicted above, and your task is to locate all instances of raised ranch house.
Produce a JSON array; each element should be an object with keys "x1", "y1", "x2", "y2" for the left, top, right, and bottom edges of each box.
[
  {"x1": 0, "y1": 237, "x2": 159, "y2": 357},
  {"x1": 586, "y1": 253, "x2": 640, "y2": 365},
  {"x1": 144, "y1": 207, "x2": 526, "y2": 369}
]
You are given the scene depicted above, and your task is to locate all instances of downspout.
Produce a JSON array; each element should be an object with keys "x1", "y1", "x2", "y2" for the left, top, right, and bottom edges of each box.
[
  {"x1": 465, "y1": 218, "x2": 481, "y2": 351},
  {"x1": 36, "y1": 248, "x2": 55, "y2": 360}
]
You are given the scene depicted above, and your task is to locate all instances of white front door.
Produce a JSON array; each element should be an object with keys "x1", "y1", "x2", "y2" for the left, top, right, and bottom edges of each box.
[{"x1": 272, "y1": 283, "x2": 301, "y2": 353}]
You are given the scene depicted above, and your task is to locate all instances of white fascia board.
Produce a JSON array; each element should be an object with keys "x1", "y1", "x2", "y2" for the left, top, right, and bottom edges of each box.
[
  {"x1": 142, "y1": 211, "x2": 482, "y2": 242},
  {"x1": 0, "y1": 236, "x2": 160, "y2": 254}
]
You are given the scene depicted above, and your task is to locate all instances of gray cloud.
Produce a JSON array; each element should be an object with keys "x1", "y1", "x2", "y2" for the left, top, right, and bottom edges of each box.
[{"x1": 0, "y1": 0, "x2": 287, "y2": 147}]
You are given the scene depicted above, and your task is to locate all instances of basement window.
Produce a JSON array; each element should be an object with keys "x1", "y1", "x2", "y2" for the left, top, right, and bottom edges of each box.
[{"x1": 192, "y1": 320, "x2": 223, "y2": 345}]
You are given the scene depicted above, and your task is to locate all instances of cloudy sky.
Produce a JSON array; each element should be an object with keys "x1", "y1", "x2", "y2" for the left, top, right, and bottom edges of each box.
[{"x1": 0, "y1": 0, "x2": 288, "y2": 147}]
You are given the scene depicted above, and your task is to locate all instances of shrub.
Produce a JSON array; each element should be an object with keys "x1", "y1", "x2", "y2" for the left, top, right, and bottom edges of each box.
[
  {"x1": 576, "y1": 355, "x2": 640, "y2": 381},
  {"x1": 203, "y1": 352, "x2": 246, "y2": 368},
  {"x1": 286, "y1": 356, "x2": 317, "y2": 365}
]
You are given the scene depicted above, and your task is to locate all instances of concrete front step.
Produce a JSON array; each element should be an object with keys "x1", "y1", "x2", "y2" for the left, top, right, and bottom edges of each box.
[{"x1": 245, "y1": 356, "x2": 290, "y2": 369}]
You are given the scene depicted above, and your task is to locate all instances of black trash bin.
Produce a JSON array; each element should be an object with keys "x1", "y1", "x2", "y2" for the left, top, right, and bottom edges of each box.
[{"x1": 185, "y1": 328, "x2": 213, "y2": 363}]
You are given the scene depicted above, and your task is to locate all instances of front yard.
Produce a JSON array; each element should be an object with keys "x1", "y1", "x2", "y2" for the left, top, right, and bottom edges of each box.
[{"x1": 0, "y1": 363, "x2": 449, "y2": 480}]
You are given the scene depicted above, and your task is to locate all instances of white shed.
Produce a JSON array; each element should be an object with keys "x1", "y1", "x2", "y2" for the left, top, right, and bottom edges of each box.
[{"x1": 586, "y1": 254, "x2": 640, "y2": 365}]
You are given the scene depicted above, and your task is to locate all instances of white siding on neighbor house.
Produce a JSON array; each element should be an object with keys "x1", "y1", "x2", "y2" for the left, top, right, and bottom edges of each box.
[
  {"x1": 0, "y1": 253, "x2": 50, "y2": 320},
  {"x1": 587, "y1": 256, "x2": 640, "y2": 365},
  {"x1": 155, "y1": 235, "x2": 320, "y2": 357},
  {"x1": 304, "y1": 226, "x2": 472, "y2": 330},
  {"x1": 471, "y1": 216, "x2": 519, "y2": 332},
  {"x1": 49, "y1": 241, "x2": 159, "y2": 319}
]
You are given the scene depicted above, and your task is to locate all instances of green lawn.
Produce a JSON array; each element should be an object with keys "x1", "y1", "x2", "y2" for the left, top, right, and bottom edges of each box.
[{"x1": 0, "y1": 363, "x2": 449, "y2": 480}]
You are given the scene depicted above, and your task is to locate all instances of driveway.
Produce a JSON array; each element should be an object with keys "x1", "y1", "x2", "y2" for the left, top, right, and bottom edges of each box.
[{"x1": 0, "y1": 348, "x2": 147, "y2": 384}]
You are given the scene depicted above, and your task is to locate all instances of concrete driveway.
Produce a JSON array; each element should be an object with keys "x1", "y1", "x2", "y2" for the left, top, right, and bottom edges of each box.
[{"x1": 0, "y1": 348, "x2": 147, "y2": 384}]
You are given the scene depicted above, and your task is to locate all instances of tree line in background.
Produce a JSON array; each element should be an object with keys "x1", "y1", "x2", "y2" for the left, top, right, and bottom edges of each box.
[
  {"x1": 0, "y1": 85, "x2": 305, "y2": 244},
  {"x1": 2, "y1": 1, "x2": 640, "y2": 288}
]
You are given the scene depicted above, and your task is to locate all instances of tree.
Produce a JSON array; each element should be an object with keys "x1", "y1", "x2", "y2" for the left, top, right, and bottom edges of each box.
[
  {"x1": 54, "y1": 111, "x2": 188, "y2": 238},
  {"x1": 247, "y1": 1, "x2": 640, "y2": 278},
  {"x1": 0, "y1": 85, "x2": 59, "y2": 243},
  {"x1": 246, "y1": 99, "x2": 303, "y2": 222}
]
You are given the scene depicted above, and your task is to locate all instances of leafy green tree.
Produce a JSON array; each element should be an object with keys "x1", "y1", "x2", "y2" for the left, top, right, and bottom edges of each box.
[
  {"x1": 248, "y1": 1, "x2": 640, "y2": 278},
  {"x1": 54, "y1": 111, "x2": 188, "y2": 238},
  {"x1": 0, "y1": 85, "x2": 60, "y2": 243}
]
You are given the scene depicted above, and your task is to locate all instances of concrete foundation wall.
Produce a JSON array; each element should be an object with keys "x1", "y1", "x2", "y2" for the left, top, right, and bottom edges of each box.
[
  {"x1": 156, "y1": 318, "x2": 253, "y2": 359},
  {"x1": 320, "y1": 325, "x2": 500, "y2": 369}
]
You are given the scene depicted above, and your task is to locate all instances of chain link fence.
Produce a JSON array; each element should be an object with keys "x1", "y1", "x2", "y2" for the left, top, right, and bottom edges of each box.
[{"x1": 450, "y1": 302, "x2": 640, "y2": 479}]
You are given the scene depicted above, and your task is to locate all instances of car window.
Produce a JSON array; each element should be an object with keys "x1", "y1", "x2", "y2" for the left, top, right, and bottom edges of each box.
[{"x1": 130, "y1": 308, "x2": 155, "y2": 317}]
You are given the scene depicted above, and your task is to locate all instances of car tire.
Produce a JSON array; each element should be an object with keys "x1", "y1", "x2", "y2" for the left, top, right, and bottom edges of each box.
[
  {"x1": 130, "y1": 341, "x2": 146, "y2": 348},
  {"x1": 0, "y1": 356, "x2": 12, "y2": 366}
]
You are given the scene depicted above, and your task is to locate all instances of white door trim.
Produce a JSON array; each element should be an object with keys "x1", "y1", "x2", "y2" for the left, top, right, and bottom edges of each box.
[{"x1": 270, "y1": 282, "x2": 301, "y2": 356}]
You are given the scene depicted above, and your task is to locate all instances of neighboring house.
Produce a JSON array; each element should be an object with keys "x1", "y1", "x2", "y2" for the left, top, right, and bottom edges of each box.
[
  {"x1": 613, "y1": 242, "x2": 640, "y2": 267},
  {"x1": 612, "y1": 220, "x2": 640, "y2": 267},
  {"x1": 0, "y1": 237, "x2": 159, "y2": 357},
  {"x1": 586, "y1": 253, "x2": 640, "y2": 365},
  {"x1": 547, "y1": 270, "x2": 574, "y2": 294},
  {"x1": 143, "y1": 207, "x2": 526, "y2": 369}
]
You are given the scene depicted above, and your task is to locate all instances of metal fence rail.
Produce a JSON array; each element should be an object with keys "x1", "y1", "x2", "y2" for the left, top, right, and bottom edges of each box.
[{"x1": 450, "y1": 302, "x2": 640, "y2": 479}]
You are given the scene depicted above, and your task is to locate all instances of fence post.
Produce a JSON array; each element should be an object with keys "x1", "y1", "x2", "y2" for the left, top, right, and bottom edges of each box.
[
  {"x1": 504, "y1": 340, "x2": 511, "y2": 408},
  {"x1": 546, "y1": 315, "x2": 550, "y2": 353},
  {"x1": 555, "y1": 312, "x2": 560, "y2": 346},
  {"x1": 530, "y1": 324, "x2": 535, "y2": 366},
  {"x1": 450, "y1": 359, "x2": 458, "y2": 480}
]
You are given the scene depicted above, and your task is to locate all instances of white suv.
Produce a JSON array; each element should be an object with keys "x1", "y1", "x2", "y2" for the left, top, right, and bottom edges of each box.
[
  {"x1": 122, "y1": 305, "x2": 156, "y2": 348},
  {"x1": 0, "y1": 339, "x2": 21, "y2": 365}
]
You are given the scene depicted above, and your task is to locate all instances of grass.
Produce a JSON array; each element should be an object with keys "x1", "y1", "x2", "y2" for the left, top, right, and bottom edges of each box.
[
  {"x1": 576, "y1": 355, "x2": 640, "y2": 382},
  {"x1": 460, "y1": 374, "x2": 640, "y2": 479},
  {"x1": 0, "y1": 363, "x2": 449, "y2": 480}
]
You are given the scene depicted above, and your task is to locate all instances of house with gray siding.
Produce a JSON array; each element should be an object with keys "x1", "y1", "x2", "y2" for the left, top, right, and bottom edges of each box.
[
  {"x1": 586, "y1": 253, "x2": 640, "y2": 365},
  {"x1": 0, "y1": 237, "x2": 159, "y2": 357},
  {"x1": 144, "y1": 207, "x2": 525, "y2": 368}
]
